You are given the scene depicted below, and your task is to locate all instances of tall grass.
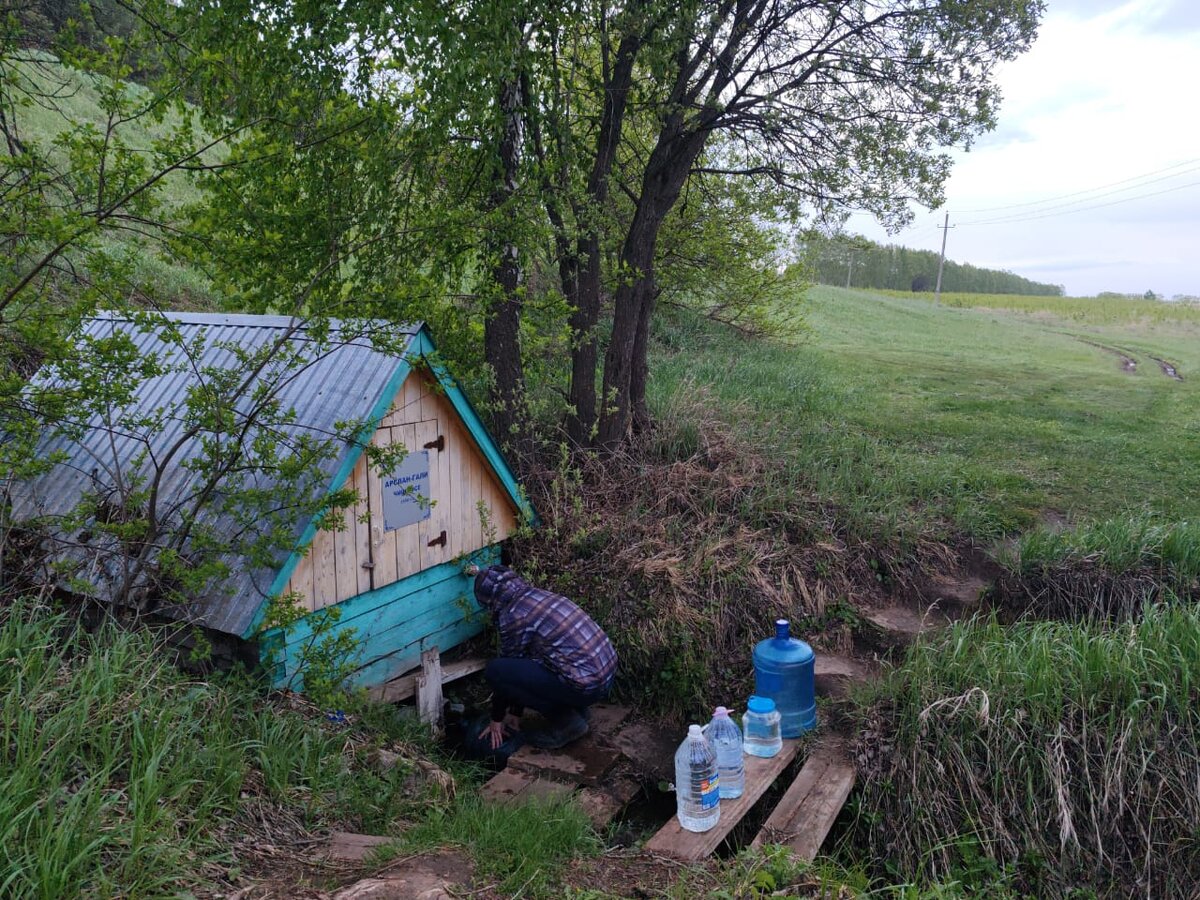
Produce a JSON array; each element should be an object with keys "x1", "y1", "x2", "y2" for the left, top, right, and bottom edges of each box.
[
  {"x1": 513, "y1": 388, "x2": 932, "y2": 720},
  {"x1": 889, "y1": 289, "x2": 1200, "y2": 326},
  {"x1": 0, "y1": 599, "x2": 436, "y2": 896},
  {"x1": 996, "y1": 517, "x2": 1200, "y2": 619},
  {"x1": 852, "y1": 607, "x2": 1200, "y2": 897}
]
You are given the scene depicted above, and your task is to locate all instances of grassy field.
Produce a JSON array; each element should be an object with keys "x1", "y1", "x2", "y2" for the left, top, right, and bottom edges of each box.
[
  {"x1": 891, "y1": 288, "x2": 1200, "y2": 326},
  {"x1": 8, "y1": 51, "x2": 215, "y2": 305},
  {"x1": 651, "y1": 286, "x2": 1200, "y2": 544}
]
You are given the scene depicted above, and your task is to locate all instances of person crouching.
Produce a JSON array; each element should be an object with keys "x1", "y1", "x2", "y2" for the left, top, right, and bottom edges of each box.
[{"x1": 473, "y1": 565, "x2": 617, "y2": 751}]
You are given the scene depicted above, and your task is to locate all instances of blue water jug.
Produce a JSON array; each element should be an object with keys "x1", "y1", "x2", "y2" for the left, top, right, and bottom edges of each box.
[{"x1": 752, "y1": 619, "x2": 816, "y2": 737}]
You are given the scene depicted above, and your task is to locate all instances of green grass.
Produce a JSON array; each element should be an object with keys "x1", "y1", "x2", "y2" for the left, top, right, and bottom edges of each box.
[
  {"x1": 395, "y1": 794, "x2": 600, "y2": 895},
  {"x1": 1013, "y1": 516, "x2": 1200, "y2": 580},
  {"x1": 851, "y1": 606, "x2": 1200, "y2": 897},
  {"x1": 0, "y1": 599, "x2": 450, "y2": 897},
  {"x1": 9, "y1": 50, "x2": 210, "y2": 211},
  {"x1": 651, "y1": 286, "x2": 1200, "y2": 544},
  {"x1": 6, "y1": 51, "x2": 216, "y2": 306}
]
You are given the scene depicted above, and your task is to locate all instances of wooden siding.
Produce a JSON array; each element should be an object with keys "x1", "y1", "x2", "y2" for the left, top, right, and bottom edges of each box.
[
  {"x1": 280, "y1": 370, "x2": 519, "y2": 612},
  {"x1": 263, "y1": 547, "x2": 500, "y2": 690}
]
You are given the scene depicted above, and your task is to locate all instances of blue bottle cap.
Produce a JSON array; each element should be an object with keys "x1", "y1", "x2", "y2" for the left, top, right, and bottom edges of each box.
[
  {"x1": 747, "y1": 695, "x2": 776, "y2": 714},
  {"x1": 775, "y1": 619, "x2": 790, "y2": 640}
]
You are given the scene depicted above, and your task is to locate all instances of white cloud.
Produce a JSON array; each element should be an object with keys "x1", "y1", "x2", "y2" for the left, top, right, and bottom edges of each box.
[{"x1": 846, "y1": 0, "x2": 1200, "y2": 296}]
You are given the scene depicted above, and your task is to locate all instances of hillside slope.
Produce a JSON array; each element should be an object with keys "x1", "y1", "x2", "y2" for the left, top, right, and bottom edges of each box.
[{"x1": 651, "y1": 286, "x2": 1200, "y2": 540}]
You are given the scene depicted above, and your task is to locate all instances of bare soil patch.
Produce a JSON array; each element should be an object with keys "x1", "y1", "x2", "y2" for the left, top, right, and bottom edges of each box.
[
  {"x1": 1074, "y1": 337, "x2": 1137, "y2": 373},
  {"x1": 1150, "y1": 355, "x2": 1183, "y2": 380}
]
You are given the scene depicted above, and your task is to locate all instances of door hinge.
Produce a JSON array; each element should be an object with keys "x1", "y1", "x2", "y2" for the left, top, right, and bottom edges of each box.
[
  {"x1": 427, "y1": 530, "x2": 447, "y2": 548},
  {"x1": 423, "y1": 435, "x2": 445, "y2": 452}
]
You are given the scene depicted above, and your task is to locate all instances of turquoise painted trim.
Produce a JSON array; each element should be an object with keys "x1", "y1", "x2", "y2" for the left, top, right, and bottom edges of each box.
[
  {"x1": 351, "y1": 617, "x2": 482, "y2": 687},
  {"x1": 240, "y1": 336, "x2": 419, "y2": 638},
  {"x1": 243, "y1": 322, "x2": 538, "y2": 639},
  {"x1": 260, "y1": 546, "x2": 498, "y2": 690},
  {"x1": 414, "y1": 329, "x2": 540, "y2": 526}
]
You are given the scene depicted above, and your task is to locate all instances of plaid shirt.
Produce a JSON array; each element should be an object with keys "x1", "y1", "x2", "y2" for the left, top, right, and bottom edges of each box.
[{"x1": 477, "y1": 566, "x2": 617, "y2": 693}]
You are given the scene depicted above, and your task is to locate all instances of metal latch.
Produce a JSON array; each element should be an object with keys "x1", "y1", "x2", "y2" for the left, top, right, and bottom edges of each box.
[
  {"x1": 423, "y1": 435, "x2": 445, "y2": 452},
  {"x1": 427, "y1": 530, "x2": 447, "y2": 548}
]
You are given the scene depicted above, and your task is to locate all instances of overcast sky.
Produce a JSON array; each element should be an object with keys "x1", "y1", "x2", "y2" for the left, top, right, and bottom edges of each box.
[{"x1": 845, "y1": 0, "x2": 1200, "y2": 297}]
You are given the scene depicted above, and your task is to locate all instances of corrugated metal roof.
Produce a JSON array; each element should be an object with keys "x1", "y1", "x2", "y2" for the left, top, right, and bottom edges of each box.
[{"x1": 12, "y1": 311, "x2": 421, "y2": 636}]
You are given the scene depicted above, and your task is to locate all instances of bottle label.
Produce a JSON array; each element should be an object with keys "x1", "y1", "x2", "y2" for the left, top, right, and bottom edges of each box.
[{"x1": 699, "y1": 775, "x2": 720, "y2": 809}]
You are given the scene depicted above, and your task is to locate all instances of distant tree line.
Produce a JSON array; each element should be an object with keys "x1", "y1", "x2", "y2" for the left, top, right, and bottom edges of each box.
[{"x1": 801, "y1": 233, "x2": 1065, "y2": 296}]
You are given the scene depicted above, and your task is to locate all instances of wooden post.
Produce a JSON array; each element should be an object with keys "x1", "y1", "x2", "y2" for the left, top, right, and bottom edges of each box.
[{"x1": 414, "y1": 646, "x2": 444, "y2": 732}]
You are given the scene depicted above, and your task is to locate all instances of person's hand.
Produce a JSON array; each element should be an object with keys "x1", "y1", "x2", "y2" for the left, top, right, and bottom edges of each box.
[{"x1": 479, "y1": 720, "x2": 508, "y2": 751}]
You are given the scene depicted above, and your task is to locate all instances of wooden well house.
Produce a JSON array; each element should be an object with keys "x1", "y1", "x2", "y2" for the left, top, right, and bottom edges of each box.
[{"x1": 14, "y1": 312, "x2": 532, "y2": 695}]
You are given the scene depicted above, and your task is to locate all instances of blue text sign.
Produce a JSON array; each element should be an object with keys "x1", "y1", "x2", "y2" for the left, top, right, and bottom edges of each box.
[{"x1": 381, "y1": 450, "x2": 431, "y2": 531}]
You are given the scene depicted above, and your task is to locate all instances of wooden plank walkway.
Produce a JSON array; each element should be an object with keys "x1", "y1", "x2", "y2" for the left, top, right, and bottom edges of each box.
[
  {"x1": 642, "y1": 738, "x2": 802, "y2": 860},
  {"x1": 479, "y1": 705, "x2": 637, "y2": 829},
  {"x1": 750, "y1": 741, "x2": 856, "y2": 861}
]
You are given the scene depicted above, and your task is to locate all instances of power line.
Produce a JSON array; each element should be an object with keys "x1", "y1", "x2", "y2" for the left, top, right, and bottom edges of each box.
[
  {"x1": 961, "y1": 177, "x2": 1200, "y2": 226},
  {"x1": 953, "y1": 156, "x2": 1200, "y2": 214},
  {"x1": 958, "y1": 165, "x2": 1200, "y2": 225}
]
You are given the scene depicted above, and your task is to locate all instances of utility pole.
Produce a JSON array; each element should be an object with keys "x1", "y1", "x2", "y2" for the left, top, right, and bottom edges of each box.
[{"x1": 934, "y1": 213, "x2": 954, "y2": 303}]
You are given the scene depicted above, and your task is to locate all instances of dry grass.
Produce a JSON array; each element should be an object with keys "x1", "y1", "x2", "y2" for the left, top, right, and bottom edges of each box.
[
  {"x1": 994, "y1": 518, "x2": 1200, "y2": 621},
  {"x1": 851, "y1": 607, "x2": 1200, "y2": 898},
  {"x1": 514, "y1": 388, "x2": 952, "y2": 720}
]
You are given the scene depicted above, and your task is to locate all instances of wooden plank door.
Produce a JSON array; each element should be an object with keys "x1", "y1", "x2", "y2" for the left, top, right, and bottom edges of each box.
[{"x1": 366, "y1": 418, "x2": 448, "y2": 585}]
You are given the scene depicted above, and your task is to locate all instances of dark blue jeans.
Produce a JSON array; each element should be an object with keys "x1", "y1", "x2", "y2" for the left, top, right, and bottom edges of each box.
[{"x1": 485, "y1": 657, "x2": 611, "y2": 719}]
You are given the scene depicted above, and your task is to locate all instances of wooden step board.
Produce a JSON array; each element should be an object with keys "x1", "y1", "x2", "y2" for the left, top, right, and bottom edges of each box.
[
  {"x1": 480, "y1": 705, "x2": 637, "y2": 829},
  {"x1": 642, "y1": 738, "x2": 802, "y2": 860},
  {"x1": 750, "y1": 743, "x2": 856, "y2": 861}
]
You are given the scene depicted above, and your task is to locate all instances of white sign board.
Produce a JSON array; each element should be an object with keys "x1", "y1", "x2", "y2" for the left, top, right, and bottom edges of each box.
[{"x1": 381, "y1": 450, "x2": 431, "y2": 531}]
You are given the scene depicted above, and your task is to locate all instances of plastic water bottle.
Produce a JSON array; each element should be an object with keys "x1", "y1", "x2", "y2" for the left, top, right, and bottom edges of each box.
[
  {"x1": 703, "y1": 707, "x2": 745, "y2": 799},
  {"x1": 742, "y1": 695, "x2": 783, "y2": 758},
  {"x1": 753, "y1": 619, "x2": 816, "y2": 738},
  {"x1": 674, "y1": 724, "x2": 720, "y2": 832}
]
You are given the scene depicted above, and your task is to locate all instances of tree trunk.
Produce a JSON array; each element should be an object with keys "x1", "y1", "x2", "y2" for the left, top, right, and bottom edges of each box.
[
  {"x1": 597, "y1": 213, "x2": 660, "y2": 447},
  {"x1": 563, "y1": 25, "x2": 642, "y2": 448},
  {"x1": 630, "y1": 282, "x2": 659, "y2": 434},
  {"x1": 597, "y1": 126, "x2": 706, "y2": 448},
  {"x1": 484, "y1": 77, "x2": 528, "y2": 457},
  {"x1": 565, "y1": 236, "x2": 601, "y2": 447}
]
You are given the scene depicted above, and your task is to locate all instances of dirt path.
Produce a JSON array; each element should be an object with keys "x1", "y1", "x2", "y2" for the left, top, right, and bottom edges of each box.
[
  {"x1": 1150, "y1": 356, "x2": 1183, "y2": 380},
  {"x1": 1067, "y1": 335, "x2": 1183, "y2": 380},
  {"x1": 1074, "y1": 337, "x2": 1137, "y2": 373}
]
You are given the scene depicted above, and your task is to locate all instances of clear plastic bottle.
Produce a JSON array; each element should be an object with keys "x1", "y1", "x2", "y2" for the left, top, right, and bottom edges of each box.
[
  {"x1": 674, "y1": 724, "x2": 721, "y2": 832},
  {"x1": 741, "y1": 695, "x2": 783, "y2": 758},
  {"x1": 703, "y1": 706, "x2": 745, "y2": 799}
]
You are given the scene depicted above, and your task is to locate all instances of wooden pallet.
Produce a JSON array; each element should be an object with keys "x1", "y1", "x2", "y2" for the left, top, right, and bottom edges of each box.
[
  {"x1": 642, "y1": 738, "x2": 802, "y2": 860},
  {"x1": 751, "y1": 741, "x2": 856, "y2": 861}
]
